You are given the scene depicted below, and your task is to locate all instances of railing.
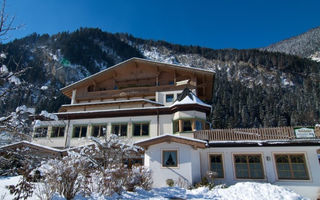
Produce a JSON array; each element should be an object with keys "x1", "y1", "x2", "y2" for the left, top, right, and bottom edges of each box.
[
  {"x1": 194, "y1": 126, "x2": 320, "y2": 141},
  {"x1": 76, "y1": 84, "x2": 197, "y2": 100}
]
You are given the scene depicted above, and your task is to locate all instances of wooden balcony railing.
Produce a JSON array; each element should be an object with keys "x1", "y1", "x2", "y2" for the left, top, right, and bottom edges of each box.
[
  {"x1": 194, "y1": 126, "x2": 320, "y2": 141},
  {"x1": 76, "y1": 84, "x2": 197, "y2": 101}
]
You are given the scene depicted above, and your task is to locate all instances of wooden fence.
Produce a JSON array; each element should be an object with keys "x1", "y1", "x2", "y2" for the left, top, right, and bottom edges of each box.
[{"x1": 194, "y1": 126, "x2": 320, "y2": 141}]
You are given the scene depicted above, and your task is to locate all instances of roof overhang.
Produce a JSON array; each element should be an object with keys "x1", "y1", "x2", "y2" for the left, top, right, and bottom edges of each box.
[
  {"x1": 0, "y1": 141, "x2": 67, "y2": 157},
  {"x1": 58, "y1": 99, "x2": 163, "y2": 112},
  {"x1": 208, "y1": 139, "x2": 320, "y2": 147},
  {"x1": 135, "y1": 134, "x2": 207, "y2": 150},
  {"x1": 50, "y1": 104, "x2": 211, "y2": 120},
  {"x1": 60, "y1": 57, "x2": 215, "y2": 98}
]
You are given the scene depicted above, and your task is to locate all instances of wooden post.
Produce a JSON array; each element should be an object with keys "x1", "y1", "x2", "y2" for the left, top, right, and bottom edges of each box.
[
  {"x1": 71, "y1": 89, "x2": 77, "y2": 104},
  {"x1": 178, "y1": 119, "x2": 183, "y2": 133},
  {"x1": 191, "y1": 119, "x2": 196, "y2": 131}
]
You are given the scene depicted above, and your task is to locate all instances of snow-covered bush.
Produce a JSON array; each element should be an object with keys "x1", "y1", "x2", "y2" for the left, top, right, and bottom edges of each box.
[
  {"x1": 37, "y1": 152, "x2": 89, "y2": 200},
  {"x1": 0, "y1": 105, "x2": 35, "y2": 143},
  {"x1": 0, "y1": 146, "x2": 45, "y2": 176},
  {"x1": 37, "y1": 135, "x2": 152, "y2": 198},
  {"x1": 125, "y1": 166, "x2": 152, "y2": 191}
]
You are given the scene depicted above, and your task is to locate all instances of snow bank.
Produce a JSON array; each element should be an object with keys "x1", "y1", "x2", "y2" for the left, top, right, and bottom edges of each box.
[
  {"x1": 112, "y1": 183, "x2": 307, "y2": 200},
  {"x1": 0, "y1": 176, "x2": 25, "y2": 200},
  {"x1": 0, "y1": 177, "x2": 308, "y2": 200}
]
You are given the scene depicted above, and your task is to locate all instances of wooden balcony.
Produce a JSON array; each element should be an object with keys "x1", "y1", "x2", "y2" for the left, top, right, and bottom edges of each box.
[
  {"x1": 76, "y1": 84, "x2": 197, "y2": 101},
  {"x1": 194, "y1": 126, "x2": 320, "y2": 141}
]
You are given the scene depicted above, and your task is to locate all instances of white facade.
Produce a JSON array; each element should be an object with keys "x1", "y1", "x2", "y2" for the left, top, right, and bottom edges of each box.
[
  {"x1": 138, "y1": 136, "x2": 320, "y2": 200},
  {"x1": 144, "y1": 141, "x2": 202, "y2": 188},
  {"x1": 201, "y1": 146, "x2": 320, "y2": 200},
  {"x1": 33, "y1": 109, "x2": 208, "y2": 148}
]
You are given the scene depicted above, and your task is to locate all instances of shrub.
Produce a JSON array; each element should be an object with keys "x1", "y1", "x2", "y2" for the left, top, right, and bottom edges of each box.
[
  {"x1": 166, "y1": 179, "x2": 174, "y2": 187},
  {"x1": 37, "y1": 152, "x2": 89, "y2": 200},
  {"x1": 37, "y1": 135, "x2": 152, "y2": 198}
]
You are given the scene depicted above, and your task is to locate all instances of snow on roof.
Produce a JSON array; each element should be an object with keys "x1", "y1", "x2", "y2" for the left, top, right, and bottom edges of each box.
[
  {"x1": 171, "y1": 88, "x2": 211, "y2": 108},
  {"x1": 0, "y1": 140, "x2": 65, "y2": 152}
]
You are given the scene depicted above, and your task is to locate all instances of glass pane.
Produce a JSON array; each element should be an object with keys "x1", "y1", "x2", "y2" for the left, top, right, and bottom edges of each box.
[
  {"x1": 166, "y1": 94, "x2": 174, "y2": 102},
  {"x1": 101, "y1": 126, "x2": 106, "y2": 136},
  {"x1": 59, "y1": 127, "x2": 65, "y2": 137},
  {"x1": 112, "y1": 125, "x2": 119, "y2": 135},
  {"x1": 195, "y1": 121, "x2": 202, "y2": 130},
  {"x1": 51, "y1": 127, "x2": 58, "y2": 137},
  {"x1": 133, "y1": 124, "x2": 141, "y2": 136},
  {"x1": 235, "y1": 163, "x2": 249, "y2": 178},
  {"x1": 142, "y1": 124, "x2": 149, "y2": 136},
  {"x1": 290, "y1": 155, "x2": 304, "y2": 163},
  {"x1": 183, "y1": 120, "x2": 192, "y2": 131},
  {"x1": 73, "y1": 127, "x2": 80, "y2": 138},
  {"x1": 210, "y1": 155, "x2": 224, "y2": 178},
  {"x1": 173, "y1": 121, "x2": 179, "y2": 133},
  {"x1": 93, "y1": 126, "x2": 100, "y2": 137},
  {"x1": 120, "y1": 124, "x2": 127, "y2": 136},
  {"x1": 163, "y1": 151, "x2": 177, "y2": 167},
  {"x1": 249, "y1": 163, "x2": 264, "y2": 179},
  {"x1": 80, "y1": 126, "x2": 87, "y2": 137}
]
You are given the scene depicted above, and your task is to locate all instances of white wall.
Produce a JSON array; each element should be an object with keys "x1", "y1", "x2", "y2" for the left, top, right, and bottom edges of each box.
[
  {"x1": 144, "y1": 142, "x2": 201, "y2": 188},
  {"x1": 200, "y1": 146, "x2": 320, "y2": 200},
  {"x1": 156, "y1": 90, "x2": 183, "y2": 106},
  {"x1": 33, "y1": 114, "x2": 177, "y2": 147}
]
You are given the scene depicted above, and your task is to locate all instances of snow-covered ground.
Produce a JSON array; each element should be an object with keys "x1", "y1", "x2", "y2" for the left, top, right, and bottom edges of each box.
[{"x1": 0, "y1": 176, "x2": 308, "y2": 200}]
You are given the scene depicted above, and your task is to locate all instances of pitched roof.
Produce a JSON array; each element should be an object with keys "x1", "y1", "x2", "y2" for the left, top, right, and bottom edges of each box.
[
  {"x1": 0, "y1": 141, "x2": 67, "y2": 156},
  {"x1": 61, "y1": 57, "x2": 214, "y2": 94},
  {"x1": 172, "y1": 88, "x2": 211, "y2": 108},
  {"x1": 134, "y1": 134, "x2": 207, "y2": 149}
]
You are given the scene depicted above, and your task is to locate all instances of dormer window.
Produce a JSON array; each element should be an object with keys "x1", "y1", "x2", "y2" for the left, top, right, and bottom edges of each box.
[{"x1": 166, "y1": 94, "x2": 174, "y2": 103}]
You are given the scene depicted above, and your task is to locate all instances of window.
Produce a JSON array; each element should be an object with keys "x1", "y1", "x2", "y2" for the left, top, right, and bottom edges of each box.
[
  {"x1": 133, "y1": 123, "x2": 149, "y2": 136},
  {"x1": 234, "y1": 154, "x2": 264, "y2": 179},
  {"x1": 182, "y1": 120, "x2": 192, "y2": 132},
  {"x1": 111, "y1": 124, "x2": 127, "y2": 136},
  {"x1": 209, "y1": 154, "x2": 224, "y2": 178},
  {"x1": 92, "y1": 124, "x2": 107, "y2": 137},
  {"x1": 195, "y1": 120, "x2": 203, "y2": 130},
  {"x1": 162, "y1": 150, "x2": 178, "y2": 167},
  {"x1": 51, "y1": 126, "x2": 65, "y2": 137},
  {"x1": 34, "y1": 127, "x2": 48, "y2": 138},
  {"x1": 173, "y1": 121, "x2": 179, "y2": 133},
  {"x1": 166, "y1": 94, "x2": 174, "y2": 102},
  {"x1": 275, "y1": 154, "x2": 309, "y2": 180},
  {"x1": 73, "y1": 125, "x2": 87, "y2": 138}
]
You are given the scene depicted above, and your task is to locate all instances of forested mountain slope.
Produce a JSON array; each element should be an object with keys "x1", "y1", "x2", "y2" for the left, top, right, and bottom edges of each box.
[
  {"x1": 262, "y1": 26, "x2": 320, "y2": 62},
  {"x1": 1, "y1": 27, "x2": 319, "y2": 128}
]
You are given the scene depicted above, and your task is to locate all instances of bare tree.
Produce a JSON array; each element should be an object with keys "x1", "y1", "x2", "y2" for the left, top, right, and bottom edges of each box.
[{"x1": 0, "y1": 0, "x2": 32, "y2": 145}]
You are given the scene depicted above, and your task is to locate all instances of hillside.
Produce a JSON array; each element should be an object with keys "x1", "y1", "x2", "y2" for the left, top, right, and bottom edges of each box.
[
  {"x1": 1, "y1": 28, "x2": 320, "y2": 128},
  {"x1": 262, "y1": 26, "x2": 320, "y2": 62}
]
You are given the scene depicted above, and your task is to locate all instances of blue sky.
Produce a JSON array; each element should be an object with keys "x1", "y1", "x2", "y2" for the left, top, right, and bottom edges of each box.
[{"x1": 5, "y1": 0, "x2": 320, "y2": 49}]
